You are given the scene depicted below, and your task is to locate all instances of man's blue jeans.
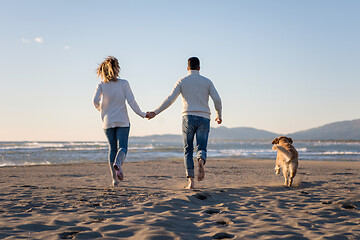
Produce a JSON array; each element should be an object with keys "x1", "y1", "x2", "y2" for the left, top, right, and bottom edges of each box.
[
  {"x1": 104, "y1": 127, "x2": 130, "y2": 180},
  {"x1": 182, "y1": 115, "x2": 210, "y2": 178}
]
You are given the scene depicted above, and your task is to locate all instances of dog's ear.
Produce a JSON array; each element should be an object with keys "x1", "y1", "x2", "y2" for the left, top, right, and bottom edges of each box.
[
  {"x1": 288, "y1": 137, "x2": 293, "y2": 144},
  {"x1": 272, "y1": 138, "x2": 279, "y2": 144}
]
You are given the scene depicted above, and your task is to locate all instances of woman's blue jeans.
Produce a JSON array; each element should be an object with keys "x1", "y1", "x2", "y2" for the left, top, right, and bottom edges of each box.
[
  {"x1": 182, "y1": 115, "x2": 210, "y2": 178},
  {"x1": 104, "y1": 126, "x2": 130, "y2": 180}
]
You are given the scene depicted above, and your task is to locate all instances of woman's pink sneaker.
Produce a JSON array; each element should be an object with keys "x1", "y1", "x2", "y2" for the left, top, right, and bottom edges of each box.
[{"x1": 113, "y1": 164, "x2": 124, "y2": 181}]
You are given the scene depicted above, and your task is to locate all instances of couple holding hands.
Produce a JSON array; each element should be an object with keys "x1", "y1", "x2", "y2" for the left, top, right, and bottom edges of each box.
[{"x1": 93, "y1": 56, "x2": 222, "y2": 189}]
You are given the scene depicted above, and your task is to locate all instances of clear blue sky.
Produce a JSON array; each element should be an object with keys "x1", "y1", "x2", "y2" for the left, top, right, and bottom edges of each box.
[{"x1": 0, "y1": 0, "x2": 359, "y2": 141}]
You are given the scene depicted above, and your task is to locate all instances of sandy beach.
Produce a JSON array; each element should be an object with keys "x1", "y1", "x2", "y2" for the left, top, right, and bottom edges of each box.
[{"x1": 0, "y1": 158, "x2": 359, "y2": 239}]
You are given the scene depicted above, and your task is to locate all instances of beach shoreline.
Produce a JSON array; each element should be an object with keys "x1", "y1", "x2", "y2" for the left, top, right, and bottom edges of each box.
[
  {"x1": 1, "y1": 158, "x2": 359, "y2": 239},
  {"x1": 2, "y1": 140, "x2": 360, "y2": 167}
]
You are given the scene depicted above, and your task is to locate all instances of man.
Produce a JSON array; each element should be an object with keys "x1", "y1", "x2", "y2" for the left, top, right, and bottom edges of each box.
[{"x1": 147, "y1": 57, "x2": 222, "y2": 189}]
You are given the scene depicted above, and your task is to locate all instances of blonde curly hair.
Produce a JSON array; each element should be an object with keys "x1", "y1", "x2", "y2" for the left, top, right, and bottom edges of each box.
[{"x1": 97, "y1": 56, "x2": 120, "y2": 83}]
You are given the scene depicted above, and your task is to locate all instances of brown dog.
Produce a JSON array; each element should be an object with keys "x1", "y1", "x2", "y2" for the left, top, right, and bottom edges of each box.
[{"x1": 272, "y1": 136, "x2": 298, "y2": 186}]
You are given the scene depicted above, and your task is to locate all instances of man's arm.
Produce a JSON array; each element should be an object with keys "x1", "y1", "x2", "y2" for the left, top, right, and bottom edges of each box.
[
  {"x1": 209, "y1": 82, "x2": 222, "y2": 124},
  {"x1": 153, "y1": 80, "x2": 181, "y2": 116}
]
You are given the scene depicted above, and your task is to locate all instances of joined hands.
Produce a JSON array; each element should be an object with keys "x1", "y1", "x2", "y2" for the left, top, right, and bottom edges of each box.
[{"x1": 145, "y1": 111, "x2": 156, "y2": 119}]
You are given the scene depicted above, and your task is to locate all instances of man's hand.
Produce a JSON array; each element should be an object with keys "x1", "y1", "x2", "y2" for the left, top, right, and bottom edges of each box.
[
  {"x1": 146, "y1": 111, "x2": 156, "y2": 119},
  {"x1": 215, "y1": 117, "x2": 222, "y2": 124},
  {"x1": 272, "y1": 145, "x2": 278, "y2": 151}
]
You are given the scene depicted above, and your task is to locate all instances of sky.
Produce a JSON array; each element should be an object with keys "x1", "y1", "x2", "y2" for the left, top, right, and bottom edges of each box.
[{"x1": 0, "y1": 0, "x2": 359, "y2": 141}]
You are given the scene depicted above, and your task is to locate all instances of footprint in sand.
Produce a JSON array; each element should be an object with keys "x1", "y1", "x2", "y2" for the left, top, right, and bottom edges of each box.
[
  {"x1": 204, "y1": 208, "x2": 220, "y2": 214},
  {"x1": 341, "y1": 202, "x2": 356, "y2": 209},
  {"x1": 16, "y1": 223, "x2": 58, "y2": 232},
  {"x1": 216, "y1": 219, "x2": 230, "y2": 226},
  {"x1": 59, "y1": 231, "x2": 79, "y2": 239},
  {"x1": 83, "y1": 217, "x2": 106, "y2": 224},
  {"x1": 212, "y1": 232, "x2": 234, "y2": 239},
  {"x1": 193, "y1": 192, "x2": 211, "y2": 200},
  {"x1": 59, "y1": 226, "x2": 102, "y2": 239}
]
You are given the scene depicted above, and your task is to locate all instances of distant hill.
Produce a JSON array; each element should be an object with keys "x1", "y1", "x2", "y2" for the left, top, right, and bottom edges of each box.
[
  {"x1": 290, "y1": 119, "x2": 360, "y2": 140},
  {"x1": 209, "y1": 126, "x2": 278, "y2": 140},
  {"x1": 130, "y1": 127, "x2": 278, "y2": 141},
  {"x1": 131, "y1": 118, "x2": 360, "y2": 141}
]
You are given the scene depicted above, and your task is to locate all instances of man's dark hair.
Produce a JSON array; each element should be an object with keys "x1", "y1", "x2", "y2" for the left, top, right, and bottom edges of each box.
[{"x1": 188, "y1": 57, "x2": 200, "y2": 70}]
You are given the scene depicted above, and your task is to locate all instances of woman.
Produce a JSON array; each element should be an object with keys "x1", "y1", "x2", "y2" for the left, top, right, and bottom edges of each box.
[{"x1": 93, "y1": 56, "x2": 146, "y2": 186}]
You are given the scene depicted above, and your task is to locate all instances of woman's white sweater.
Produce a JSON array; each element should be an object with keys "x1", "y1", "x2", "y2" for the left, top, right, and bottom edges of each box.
[{"x1": 93, "y1": 79, "x2": 145, "y2": 129}]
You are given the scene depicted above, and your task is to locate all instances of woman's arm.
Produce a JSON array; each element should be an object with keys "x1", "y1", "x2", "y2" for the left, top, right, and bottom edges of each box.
[
  {"x1": 124, "y1": 81, "x2": 146, "y2": 118},
  {"x1": 93, "y1": 83, "x2": 102, "y2": 111}
]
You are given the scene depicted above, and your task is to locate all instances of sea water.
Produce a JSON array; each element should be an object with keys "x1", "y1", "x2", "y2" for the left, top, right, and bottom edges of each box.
[{"x1": 0, "y1": 139, "x2": 359, "y2": 167}]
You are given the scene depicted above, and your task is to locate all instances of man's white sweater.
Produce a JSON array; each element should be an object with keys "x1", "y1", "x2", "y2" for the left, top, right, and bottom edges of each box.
[{"x1": 154, "y1": 70, "x2": 222, "y2": 119}]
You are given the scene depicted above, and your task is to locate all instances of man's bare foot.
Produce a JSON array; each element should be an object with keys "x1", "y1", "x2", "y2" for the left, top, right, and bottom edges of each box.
[
  {"x1": 185, "y1": 177, "x2": 194, "y2": 189},
  {"x1": 198, "y1": 159, "x2": 205, "y2": 181}
]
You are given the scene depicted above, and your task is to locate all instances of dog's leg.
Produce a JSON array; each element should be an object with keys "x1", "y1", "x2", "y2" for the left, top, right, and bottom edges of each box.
[
  {"x1": 282, "y1": 165, "x2": 289, "y2": 186},
  {"x1": 289, "y1": 176, "x2": 293, "y2": 186},
  {"x1": 275, "y1": 153, "x2": 281, "y2": 174},
  {"x1": 275, "y1": 165, "x2": 280, "y2": 174},
  {"x1": 289, "y1": 162, "x2": 298, "y2": 187}
]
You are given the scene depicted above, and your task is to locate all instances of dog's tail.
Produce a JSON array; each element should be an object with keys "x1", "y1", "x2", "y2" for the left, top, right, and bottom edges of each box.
[{"x1": 275, "y1": 145, "x2": 292, "y2": 162}]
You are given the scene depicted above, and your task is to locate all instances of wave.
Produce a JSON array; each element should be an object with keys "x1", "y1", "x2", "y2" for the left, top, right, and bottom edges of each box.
[
  {"x1": 0, "y1": 160, "x2": 52, "y2": 167},
  {"x1": 303, "y1": 151, "x2": 360, "y2": 156},
  {"x1": 66, "y1": 141, "x2": 107, "y2": 146},
  {"x1": 49, "y1": 147, "x2": 107, "y2": 151},
  {"x1": 128, "y1": 144, "x2": 155, "y2": 150},
  {"x1": 322, "y1": 151, "x2": 360, "y2": 155},
  {"x1": 208, "y1": 149, "x2": 276, "y2": 158},
  {"x1": 1, "y1": 140, "x2": 359, "y2": 167},
  {"x1": 0, "y1": 142, "x2": 108, "y2": 151},
  {"x1": 310, "y1": 141, "x2": 360, "y2": 147},
  {"x1": 0, "y1": 143, "x2": 64, "y2": 151}
]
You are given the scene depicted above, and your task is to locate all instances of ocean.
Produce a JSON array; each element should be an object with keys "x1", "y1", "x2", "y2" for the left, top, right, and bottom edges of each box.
[{"x1": 0, "y1": 139, "x2": 359, "y2": 167}]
